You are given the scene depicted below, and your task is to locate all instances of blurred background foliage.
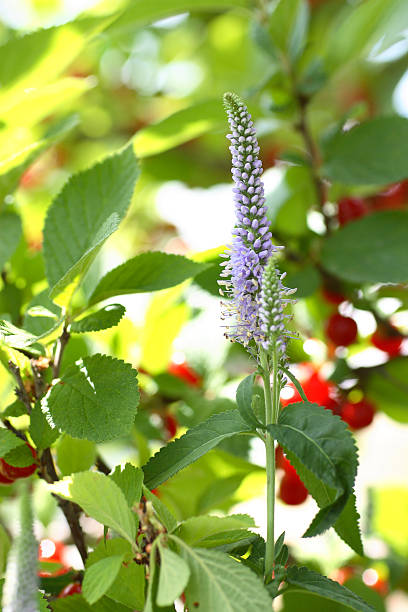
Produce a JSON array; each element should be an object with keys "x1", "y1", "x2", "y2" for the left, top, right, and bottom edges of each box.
[{"x1": 0, "y1": 0, "x2": 408, "y2": 610}]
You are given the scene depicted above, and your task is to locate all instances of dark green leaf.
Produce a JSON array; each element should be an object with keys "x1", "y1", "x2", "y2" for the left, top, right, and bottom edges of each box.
[
  {"x1": 88, "y1": 252, "x2": 209, "y2": 306},
  {"x1": 3, "y1": 443, "x2": 35, "y2": 467},
  {"x1": 0, "y1": 429, "x2": 25, "y2": 458},
  {"x1": 29, "y1": 401, "x2": 60, "y2": 450},
  {"x1": 43, "y1": 145, "x2": 139, "y2": 298},
  {"x1": 0, "y1": 212, "x2": 22, "y2": 271},
  {"x1": 142, "y1": 410, "x2": 252, "y2": 489},
  {"x1": 71, "y1": 304, "x2": 125, "y2": 333},
  {"x1": 286, "y1": 566, "x2": 375, "y2": 612},
  {"x1": 110, "y1": 463, "x2": 143, "y2": 507},
  {"x1": 236, "y1": 374, "x2": 263, "y2": 429},
  {"x1": 50, "y1": 593, "x2": 131, "y2": 611},
  {"x1": 366, "y1": 357, "x2": 408, "y2": 422},
  {"x1": 323, "y1": 117, "x2": 408, "y2": 185},
  {"x1": 44, "y1": 354, "x2": 139, "y2": 443},
  {"x1": 321, "y1": 211, "x2": 408, "y2": 283}
]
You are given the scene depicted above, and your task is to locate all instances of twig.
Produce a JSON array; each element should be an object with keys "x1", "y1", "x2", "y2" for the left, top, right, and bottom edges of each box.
[
  {"x1": 95, "y1": 455, "x2": 111, "y2": 475},
  {"x1": 8, "y1": 360, "x2": 32, "y2": 414},
  {"x1": 52, "y1": 324, "x2": 70, "y2": 379},
  {"x1": 30, "y1": 360, "x2": 46, "y2": 398},
  {"x1": 3, "y1": 419, "x2": 27, "y2": 441}
]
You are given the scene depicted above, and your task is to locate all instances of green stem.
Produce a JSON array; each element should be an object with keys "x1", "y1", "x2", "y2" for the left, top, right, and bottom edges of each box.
[{"x1": 260, "y1": 346, "x2": 278, "y2": 584}]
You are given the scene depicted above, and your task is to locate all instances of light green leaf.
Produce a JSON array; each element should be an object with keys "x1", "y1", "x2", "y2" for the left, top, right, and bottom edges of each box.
[
  {"x1": 176, "y1": 544, "x2": 272, "y2": 611},
  {"x1": 268, "y1": 0, "x2": 309, "y2": 62},
  {"x1": 56, "y1": 435, "x2": 96, "y2": 476},
  {"x1": 0, "y1": 212, "x2": 22, "y2": 271},
  {"x1": 0, "y1": 319, "x2": 43, "y2": 351},
  {"x1": 88, "y1": 252, "x2": 209, "y2": 306},
  {"x1": 0, "y1": 429, "x2": 25, "y2": 457},
  {"x1": 142, "y1": 410, "x2": 252, "y2": 489},
  {"x1": 29, "y1": 401, "x2": 60, "y2": 450},
  {"x1": 43, "y1": 145, "x2": 139, "y2": 298},
  {"x1": 50, "y1": 593, "x2": 131, "y2": 611},
  {"x1": 71, "y1": 304, "x2": 125, "y2": 333},
  {"x1": 23, "y1": 290, "x2": 63, "y2": 339},
  {"x1": 157, "y1": 545, "x2": 190, "y2": 607},
  {"x1": 49, "y1": 471, "x2": 136, "y2": 544},
  {"x1": 366, "y1": 357, "x2": 408, "y2": 423},
  {"x1": 321, "y1": 211, "x2": 408, "y2": 284},
  {"x1": 174, "y1": 514, "x2": 255, "y2": 547},
  {"x1": 286, "y1": 566, "x2": 375, "y2": 612},
  {"x1": 44, "y1": 353, "x2": 139, "y2": 443},
  {"x1": 83, "y1": 555, "x2": 124, "y2": 605},
  {"x1": 142, "y1": 485, "x2": 178, "y2": 533},
  {"x1": 110, "y1": 463, "x2": 143, "y2": 507},
  {"x1": 0, "y1": 524, "x2": 10, "y2": 574},
  {"x1": 268, "y1": 402, "x2": 360, "y2": 545},
  {"x1": 133, "y1": 99, "x2": 225, "y2": 157},
  {"x1": 236, "y1": 374, "x2": 263, "y2": 429},
  {"x1": 323, "y1": 117, "x2": 408, "y2": 186}
]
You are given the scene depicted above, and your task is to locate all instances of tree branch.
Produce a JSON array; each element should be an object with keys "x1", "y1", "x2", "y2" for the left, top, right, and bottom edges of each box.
[
  {"x1": 52, "y1": 324, "x2": 70, "y2": 379},
  {"x1": 8, "y1": 360, "x2": 32, "y2": 414}
]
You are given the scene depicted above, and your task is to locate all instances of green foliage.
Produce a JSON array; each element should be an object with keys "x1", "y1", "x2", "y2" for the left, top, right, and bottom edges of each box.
[
  {"x1": 44, "y1": 354, "x2": 139, "y2": 443},
  {"x1": 88, "y1": 252, "x2": 209, "y2": 306},
  {"x1": 0, "y1": 429, "x2": 26, "y2": 458},
  {"x1": 23, "y1": 290, "x2": 63, "y2": 339},
  {"x1": 268, "y1": 0, "x2": 309, "y2": 63},
  {"x1": 323, "y1": 117, "x2": 408, "y2": 185},
  {"x1": 50, "y1": 472, "x2": 136, "y2": 545},
  {"x1": 83, "y1": 555, "x2": 125, "y2": 605},
  {"x1": 0, "y1": 213, "x2": 22, "y2": 272},
  {"x1": 366, "y1": 358, "x2": 408, "y2": 422},
  {"x1": 142, "y1": 486, "x2": 178, "y2": 533},
  {"x1": 322, "y1": 211, "x2": 408, "y2": 283},
  {"x1": 156, "y1": 545, "x2": 190, "y2": 606},
  {"x1": 71, "y1": 304, "x2": 125, "y2": 333},
  {"x1": 43, "y1": 145, "x2": 139, "y2": 298},
  {"x1": 110, "y1": 463, "x2": 143, "y2": 507},
  {"x1": 142, "y1": 410, "x2": 252, "y2": 489},
  {"x1": 29, "y1": 401, "x2": 60, "y2": 450},
  {"x1": 286, "y1": 566, "x2": 375, "y2": 612},
  {"x1": 236, "y1": 373, "x2": 263, "y2": 428},
  {"x1": 56, "y1": 435, "x2": 96, "y2": 475},
  {"x1": 173, "y1": 514, "x2": 255, "y2": 547}
]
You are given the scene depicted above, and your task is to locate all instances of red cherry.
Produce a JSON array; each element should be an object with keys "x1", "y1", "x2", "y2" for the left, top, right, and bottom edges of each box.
[
  {"x1": 370, "y1": 577, "x2": 388, "y2": 596},
  {"x1": 371, "y1": 325, "x2": 403, "y2": 357},
  {"x1": 372, "y1": 181, "x2": 408, "y2": 210},
  {"x1": 167, "y1": 361, "x2": 201, "y2": 387},
  {"x1": 163, "y1": 414, "x2": 178, "y2": 440},
  {"x1": 338, "y1": 198, "x2": 368, "y2": 226},
  {"x1": 281, "y1": 368, "x2": 337, "y2": 410},
  {"x1": 1, "y1": 443, "x2": 37, "y2": 479},
  {"x1": 38, "y1": 539, "x2": 69, "y2": 577},
  {"x1": 341, "y1": 399, "x2": 375, "y2": 430},
  {"x1": 324, "y1": 396, "x2": 343, "y2": 416},
  {"x1": 322, "y1": 287, "x2": 346, "y2": 306},
  {"x1": 279, "y1": 471, "x2": 308, "y2": 505},
  {"x1": 331, "y1": 566, "x2": 355, "y2": 585},
  {"x1": 0, "y1": 471, "x2": 15, "y2": 485},
  {"x1": 58, "y1": 582, "x2": 82, "y2": 598},
  {"x1": 326, "y1": 313, "x2": 357, "y2": 346}
]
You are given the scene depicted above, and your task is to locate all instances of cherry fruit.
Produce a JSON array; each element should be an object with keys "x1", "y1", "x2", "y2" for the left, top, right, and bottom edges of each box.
[
  {"x1": 1, "y1": 443, "x2": 37, "y2": 480},
  {"x1": 0, "y1": 472, "x2": 15, "y2": 485},
  {"x1": 371, "y1": 325, "x2": 403, "y2": 357},
  {"x1": 168, "y1": 361, "x2": 201, "y2": 387},
  {"x1": 163, "y1": 414, "x2": 178, "y2": 440},
  {"x1": 326, "y1": 313, "x2": 357, "y2": 346},
  {"x1": 58, "y1": 582, "x2": 82, "y2": 598},
  {"x1": 279, "y1": 470, "x2": 308, "y2": 505},
  {"x1": 338, "y1": 197, "x2": 367, "y2": 226},
  {"x1": 341, "y1": 399, "x2": 375, "y2": 430},
  {"x1": 372, "y1": 181, "x2": 408, "y2": 210}
]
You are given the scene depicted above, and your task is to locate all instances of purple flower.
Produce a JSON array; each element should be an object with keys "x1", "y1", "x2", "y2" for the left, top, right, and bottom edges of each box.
[{"x1": 219, "y1": 92, "x2": 283, "y2": 352}]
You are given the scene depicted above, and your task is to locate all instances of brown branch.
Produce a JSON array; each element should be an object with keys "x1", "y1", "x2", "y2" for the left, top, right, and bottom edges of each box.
[
  {"x1": 95, "y1": 455, "x2": 111, "y2": 475},
  {"x1": 52, "y1": 324, "x2": 70, "y2": 379},
  {"x1": 8, "y1": 360, "x2": 32, "y2": 414}
]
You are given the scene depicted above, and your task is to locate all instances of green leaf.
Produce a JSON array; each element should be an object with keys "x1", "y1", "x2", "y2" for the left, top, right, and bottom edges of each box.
[
  {"x1": 236, "y1": 374, "x2": 263, "y2": 429},
  {"x1": 29, "y1": 401, "x2": 60, "y2": 450},
  {"x1": 366, "y1": 358, "x2": 408, "y2": 423},
  {"x1": 83, "y1": 555, "x2": 124, "y2": 605},
  {"x1": 49, "y1": 471, "x2": 136, "y2": 544},
  {"x1": 0, "y1": 524, "x2": 10, "y2": 574},
  {"x1": 71, "y1": 304, "x2": 125, "y2": 333},
  {"x1": 157, "y1": 545, "x2": 190, "y2": 607},
  {"x1": 323, "y1": 117, "x2": 408, "y2": 186},
  {"x1": 286, "y1": 566, "x2": 375, "y2": 612},
  {"x1": 0, "y1": 429, "x2": 25, "y2": 457},
  {"x1": 110, "y1": 463, "x2": 143, "y2": 507},
  {"x1": 268, "y1": 0, "x2": 309, "y2": 62},
  {"x1": 321, "y1": 211, "x2": 408, "y2": 283},
  {"x1": 87, "y1": 538, "x2": 145, "y2": 610},
  {"x1": 56, "y1": 435, "x2": 96, "y2": 476},
  {"x1": 174, "y1": 514, "x2": 255, "y2": 547},
  {"x1": 142, "y1": 485, "x2": 178, "y2": 533},
  {"x1": 268, "y1": 402, "x2": 359, "y2": 542},
  {"x1": 44, "y1": 353, "x2": 139, "y2": 443},
  {"x1": 0, "y1": 212, "x2": 22, "y2": 271},
  {"x1": 50, "y1": 593, "x2": 131, "y2": 611},
  {"x1": 142, "y1": 410, "x2": 252, "y2": 489},
  {"x1": 176, "y1": 544, "x2": 272, "y2": 611},
  {"x1": 88, "y1": 252, "x2": 209, "y2": 306},
  {"x1": 0, "y1": 319, "x2": 44, "y2": 352},
  {"x1": 43, "y1": 145, "x2": 139, "y2": 298}
]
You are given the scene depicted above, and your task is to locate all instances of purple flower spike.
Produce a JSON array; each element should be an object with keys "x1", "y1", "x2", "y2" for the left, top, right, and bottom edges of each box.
[{"x1": 219, "y1": 92, "x2": 282, "y2": 352}]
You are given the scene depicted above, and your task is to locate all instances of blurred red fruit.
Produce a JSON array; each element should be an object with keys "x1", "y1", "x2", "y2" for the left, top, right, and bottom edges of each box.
[
  {"x1": 281, "y1": 368, "x2": 338, "y2": 413},
  {"x1": 275, "y1": 445, "x2": 286, "y2": 470},
  {"x1": 163, "y1": 414, "x2": 178, "y2": 440},
  {"x1": 370, "y1": 577, "x2": 388, "y2": 596},
  {"x1": 0, "y1": 472, "x2": 15, "y2": 485},
  {"x1": 38, "y1": 539, "x2": 68, "y2": 577},
  {"x1": 322, "y1": 287, "x2": 346, "y2": 306},
  {"x1": 338, "y1": 198, "x2": 368, "y2": 226},
  {"x1": 58, "y1": 582, "x2": 82, "y2": 598},
  {"x1": 372, "y1": 181, "x2": 408, "y2": 210},
  {"x1": 1, "y1": 443, "x2": 37, "y2": 480},
  {"x1": 341, "y1": 399, "x2": 375, "y2": 430},
  {"x1": 168, "y1": 361, "x2": 201, "y2": 387},
  {"x1": 326, "y1": 313, "x2": 357, "y2": 346},
  {"x1": 331, "y1": 566, "x2": 355, "y2": 585},
  {"x1": 371, "y1": 325, "x2": 403, "y2": 357},
  {"x1": 279, "y1": 470, "x2": 308, "y2": 505}
]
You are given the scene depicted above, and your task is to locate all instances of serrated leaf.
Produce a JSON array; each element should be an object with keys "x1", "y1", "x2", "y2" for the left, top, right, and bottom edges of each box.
[
  {"x1": 88, "y1": 252, "x2": 209, "y2": 306},
  {"x1": 142, "y1": 410, "x2": 252, "y2": 489},
  {"x1": 322, "y1": 211, "x2": 408, "y2": 284},
  {"x1": 43, "y1": 353, "x2": 139, "y2": 443},
  {"x1": 49, "y1": 472, "x2": 136, "y2": 544},
  {"x1": 56, "y1": 435, "x2": 96, "y2": 476},
  {"x1": 110, "y1": 463, "x2": 143, "y2": 507},
  {"x1": 71, "y1": 304, "x2": 125, "y2": 333},
  {"x1": 286, "y1": 566, "x2": 374, "y2": 612},
  {"x1": 142, "y1": 485, "x2": 178, "y2": 533},
  {"x1": 29, "y1": 401, "x2": 60, "y2": 450},
  {"x1": 268, "y1": 402, "x2": 359, "y2": 541},
  {"x1": 0, "y1": 429, "x2": 25, "y2": 457},
  {"x1": 43, "y1": 145, "x2": 139, "y2": 298},
  {"x1": 0, "y1": 212, "x2": 22, "y2": 271},
  {"x1": 83, "y1": 555, "x2": 124, "y2": 605},
  {"x1": 236, "y1": 374, "x2": 263, "y2": 429},
  {"x1": 157, "y1": 546, "x2": 190, "y2": 607},
  {"x1": 176, "y1": 545, "x2": 272, "y2": 611},
  {"x1": 174, "y1": 514, "x2": 255, "y2": 547}
]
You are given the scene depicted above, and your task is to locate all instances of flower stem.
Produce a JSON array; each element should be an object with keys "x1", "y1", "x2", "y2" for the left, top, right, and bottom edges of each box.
[{"x1": 260, "y1": 346, "x2": 278, "y2": 584}]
